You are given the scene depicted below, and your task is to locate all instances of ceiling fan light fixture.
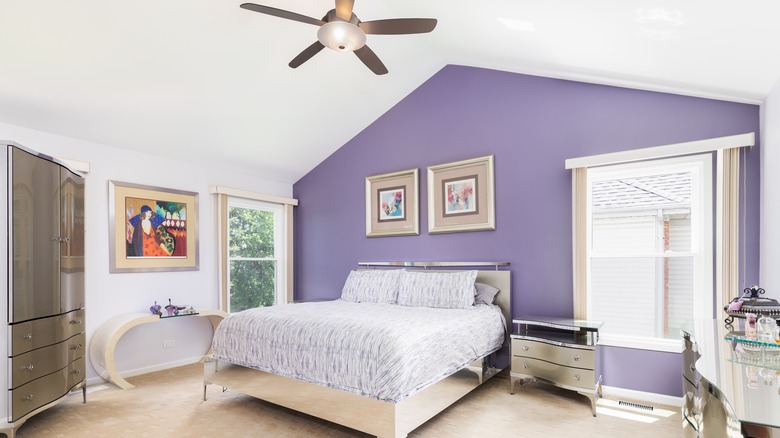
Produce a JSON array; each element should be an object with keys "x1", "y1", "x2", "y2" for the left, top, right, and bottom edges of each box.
[{"x1": 317, "y1": 21, "x2": 366, "y2": 52}]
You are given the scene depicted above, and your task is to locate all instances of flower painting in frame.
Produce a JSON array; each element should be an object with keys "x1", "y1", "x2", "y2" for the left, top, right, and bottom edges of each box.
[
  {"x1": 109, "y1": 180, "x2": 200, "y2": 272},
  {"x1": 365, "y1": 168, "x2": 419, "y2": 237},
  {"x1": 428, "y1": 155, "x2": 495, "y2": 234}
]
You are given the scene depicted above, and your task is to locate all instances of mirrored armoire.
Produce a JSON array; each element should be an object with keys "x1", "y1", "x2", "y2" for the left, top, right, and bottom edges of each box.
[{"x1": 1, "y1": 142, "x2": 86, "y2": 438}]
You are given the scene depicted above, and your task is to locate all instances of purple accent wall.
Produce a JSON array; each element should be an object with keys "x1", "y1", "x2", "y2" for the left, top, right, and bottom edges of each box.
[{"x1": 293, "y1": 65, "x2": 760, "y2": 397}]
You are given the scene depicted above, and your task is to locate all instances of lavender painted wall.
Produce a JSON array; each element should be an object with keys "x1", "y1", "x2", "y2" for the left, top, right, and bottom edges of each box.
[{"x1": 293, "y1": 65, "x2": 760, "y2": 397}]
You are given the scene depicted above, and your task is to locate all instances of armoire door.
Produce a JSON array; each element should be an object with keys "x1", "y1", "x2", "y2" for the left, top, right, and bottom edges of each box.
[
  {"x1": 11, "y1": 147, "x2": 61, "y2": 323},
  {"x1": 60, "y1": 166, "x2": 85, "y2": 313}
]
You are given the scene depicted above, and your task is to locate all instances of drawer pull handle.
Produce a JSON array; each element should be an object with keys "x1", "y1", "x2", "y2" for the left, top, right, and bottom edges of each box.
[
  {"x1": 21, "y1": 364, "x2": 34, "y2": 371},
  {"x1": 69, "y1": 319, "x2": 82, "y2": 325},
  {"x1": 70, "y1": 343, "x2": 83, "y2": 350},
  {"x1": 690, "y1": 364, "x2": 696, "y2": 373},
  {"x1": 23, "y1": 333, "x2": 33, "y2": 340},
  {"x1": 522, "y1": 346, "x2": 529, "y2": 351},
  {"x1": 573, "y1": 355, "x2": 580, "y2": 361},
  {"x1": 22, "y1": 394, "x2": 34, "y2": 401},
  {"x1": 523, "y1": 363, "x2": 529, "y2": 369},
  {"x1": 574, "y1": 374, "x2": 581, "y2": 381},
  {"x1": 70, "y1": 369, "x2": 83, "y2": 375}
]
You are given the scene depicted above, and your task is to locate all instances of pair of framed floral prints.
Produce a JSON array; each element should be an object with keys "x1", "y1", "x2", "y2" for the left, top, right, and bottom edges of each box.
[{"x1": 365, "y1": 155, "x2": 495, "y2": 237}]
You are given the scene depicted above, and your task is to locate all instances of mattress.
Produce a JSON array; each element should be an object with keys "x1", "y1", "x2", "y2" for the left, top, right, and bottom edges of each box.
[{"x1": 211, "y1": 300, "x2": 505, "y2": 403}]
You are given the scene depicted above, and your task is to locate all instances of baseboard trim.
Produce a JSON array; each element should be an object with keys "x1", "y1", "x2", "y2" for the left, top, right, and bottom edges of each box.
[
  {"x1": 86, "y1": 356, "x2": 204, "y2": 387},
  {"x1": 602, "y1": 385, "x2": 683, "y2": 408}
]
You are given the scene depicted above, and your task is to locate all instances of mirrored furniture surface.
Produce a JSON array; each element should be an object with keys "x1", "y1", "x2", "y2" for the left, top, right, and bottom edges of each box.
[{"x1": 510, "y1": 316, "x2": 603, "y2": 416}]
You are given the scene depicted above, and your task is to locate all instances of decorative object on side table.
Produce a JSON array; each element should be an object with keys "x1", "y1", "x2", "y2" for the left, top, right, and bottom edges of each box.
[
  {"x1": 164, "y1": 298, "x2": 192, "y2": 316},
  {"x1": 724, "y1": 285, "x2": 780, "y2": 328},
  {"x1": 427, "y1": 155, "x2": 495, "y2": 234},
  {"x1": 108, "y1": 180, "x2": 199, "y2": 273},
  {"x1": 365, "y1": 168, "x2": 419, "y2": 237},
  {"x1": 150, "y1": 301, "x2": 162, "y2": 316}
]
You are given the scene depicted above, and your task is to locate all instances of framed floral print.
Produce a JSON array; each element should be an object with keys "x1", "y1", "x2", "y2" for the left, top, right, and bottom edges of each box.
[
  {"x1": 427, "y1": 155, "x2": 495, "y2": 234},
  {"x1": 365, "y1": 168, "x2": 419, "y2": 237},
  {"x1": 109, "y1": 180, "x2": 199, "y2": 273}
]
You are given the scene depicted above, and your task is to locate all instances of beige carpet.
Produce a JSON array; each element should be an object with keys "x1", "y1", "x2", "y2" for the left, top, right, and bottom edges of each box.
[{"x1": 15, "y1": 364, "x2": 682, "y2": 438}]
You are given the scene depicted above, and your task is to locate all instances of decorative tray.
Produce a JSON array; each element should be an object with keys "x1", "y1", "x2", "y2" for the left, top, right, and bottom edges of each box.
[{"x1": 726, "y1": 332, "x2": 780, "y2": 369}]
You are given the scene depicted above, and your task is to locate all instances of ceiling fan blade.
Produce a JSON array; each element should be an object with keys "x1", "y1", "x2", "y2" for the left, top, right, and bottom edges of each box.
[
  {"x1": 354, "y1": 45, "x2": 388, "y2": 75},
  {"x1": 289, "y1": 41, "x2": 326, "y2": 69},
  {"x1": 240, "y1": 3, "x2": 325, "y2": 27},
  {"x1": 334, "y1": 0, "x2": 354, "y2": 21},
  {"x1": 359, "y1": 18, "x2": 437, "y2": 35}
]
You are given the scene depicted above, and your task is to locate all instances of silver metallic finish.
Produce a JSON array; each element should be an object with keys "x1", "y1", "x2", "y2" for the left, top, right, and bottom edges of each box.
[
  {"x1": 10, "y1": 333, "x2": 86, "y2": 388},
  {"x1": 9, "y1": 309, "x2": 85, "y2": 357},
  {"x1": 509, "y1": 318, "x2": 602, "y2": 416}
]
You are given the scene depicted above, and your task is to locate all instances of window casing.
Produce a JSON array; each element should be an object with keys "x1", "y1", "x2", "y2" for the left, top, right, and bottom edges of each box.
[{"x1": 585, "y1": 154, "x2": 712, "y2": 352}]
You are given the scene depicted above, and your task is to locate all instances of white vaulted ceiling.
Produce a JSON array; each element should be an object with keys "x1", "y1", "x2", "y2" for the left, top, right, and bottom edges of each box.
[{"x1": 1, "y1": 1, "x2": 778, "y2": 183}]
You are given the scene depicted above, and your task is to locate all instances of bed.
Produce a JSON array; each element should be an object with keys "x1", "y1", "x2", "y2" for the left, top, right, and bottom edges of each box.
[{"x1": 203, "y1": 264, "x2": 510, "y2": 438}]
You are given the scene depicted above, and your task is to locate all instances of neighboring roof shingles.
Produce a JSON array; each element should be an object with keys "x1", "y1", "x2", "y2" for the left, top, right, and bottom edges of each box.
[{"x1": 592, "y1": 172, "x2": 691, "y2": 211}]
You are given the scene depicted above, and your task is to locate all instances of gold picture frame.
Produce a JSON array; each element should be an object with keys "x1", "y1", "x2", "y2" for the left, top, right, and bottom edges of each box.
[
  {"x1": 109, "y1": 180, "x2": 199, "y2": 273},
  {"x1": 365, "y1": 168, "x2": 419, "y2": 237},
  {"x1": 427, "y1": 155, "x2": 495, "y2": 234}
]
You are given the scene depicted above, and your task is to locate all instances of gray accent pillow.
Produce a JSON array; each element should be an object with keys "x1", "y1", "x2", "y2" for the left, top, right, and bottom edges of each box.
[
  {"x1": 340, "y1": 269, "x2": 401, "y2": 303},
  {"x1": 397, "y1": 270, "x2": 478, "y2": 309},
  {"x1": 474, "y1": 282, "x2": 500, "y2": 305}
]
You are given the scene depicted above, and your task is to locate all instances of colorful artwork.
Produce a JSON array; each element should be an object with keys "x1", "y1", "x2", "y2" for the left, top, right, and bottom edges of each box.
[
  {"x1": 378, "y1": 187, "x2": 405, "y2": 221},
  {"x1": 444, "y1": 177, "x2": 477, "y2": 215},
  {"x1": 125, "y1": 197, "x2": 188, "y2": 258}
]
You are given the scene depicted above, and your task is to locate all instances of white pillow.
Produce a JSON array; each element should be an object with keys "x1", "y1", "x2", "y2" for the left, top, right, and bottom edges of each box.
[
  {"x1": 397, "y1": 270, "x2": 477, "y2": 309},
  {"x1": 340, "y1": 269, "x2": 401, "y2": 303}
]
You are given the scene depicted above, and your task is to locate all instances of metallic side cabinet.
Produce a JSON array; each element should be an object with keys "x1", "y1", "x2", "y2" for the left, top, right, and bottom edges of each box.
[{"x1": 509, "y1": 316, "x2": 603, "y2": 416}]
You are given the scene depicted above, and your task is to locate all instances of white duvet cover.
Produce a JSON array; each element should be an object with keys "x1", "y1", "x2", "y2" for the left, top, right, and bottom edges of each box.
[{"x1": 211, "y1": 300, "x2": 505, "y2": 403}]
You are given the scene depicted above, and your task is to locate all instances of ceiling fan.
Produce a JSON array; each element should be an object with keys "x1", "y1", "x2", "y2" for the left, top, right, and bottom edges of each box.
[{"x1": 240, "y1": 1, "x2": 437, "y2": 75}]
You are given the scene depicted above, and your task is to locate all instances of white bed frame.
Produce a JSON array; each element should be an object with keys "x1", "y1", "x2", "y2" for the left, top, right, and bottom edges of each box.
[{"x1": 204, "y1": 267, "x2": 510, "y2": 438}]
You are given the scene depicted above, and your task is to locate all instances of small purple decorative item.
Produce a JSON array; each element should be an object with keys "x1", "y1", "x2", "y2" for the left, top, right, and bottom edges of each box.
[
  {"x1": 165, "y1": 298, "x2": 175, "y2": 316},
  {"x1": 150, "y1": 301, "x2": 162, "y2": 316}
]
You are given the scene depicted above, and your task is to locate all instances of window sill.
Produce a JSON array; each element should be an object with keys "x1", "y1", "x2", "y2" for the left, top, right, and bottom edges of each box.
[{"x1": 598, "y1": 334, "x2": 683, "y2": 353}]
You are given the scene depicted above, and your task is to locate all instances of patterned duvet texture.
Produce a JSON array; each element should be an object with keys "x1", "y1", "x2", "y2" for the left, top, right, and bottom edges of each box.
[{"x1": 211, "y1": 300, "x2": 505, "y2": 403}]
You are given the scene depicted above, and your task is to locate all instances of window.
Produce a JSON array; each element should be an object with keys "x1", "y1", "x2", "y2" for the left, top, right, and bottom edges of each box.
[
  {"x1": 213, "y1": 186, "x2": 297, "y2": 314},
  {"x1": 585, "y1": 154, "x2": 712, "y2": 351},
  {"x1": 227, "y1": 198, "x2": 286, "y2": 312}
]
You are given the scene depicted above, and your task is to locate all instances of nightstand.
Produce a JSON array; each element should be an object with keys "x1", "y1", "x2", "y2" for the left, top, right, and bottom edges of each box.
[{"x1": 509, "y1": 316, "x2": 603, "y2": 416}]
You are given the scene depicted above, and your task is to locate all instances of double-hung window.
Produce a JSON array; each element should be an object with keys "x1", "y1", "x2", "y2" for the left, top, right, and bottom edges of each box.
[
  {"x1": 586, "y1": 154, "x2": 712, "y2": 351},
  {"x1": 569, "y1": 133, "x2": 754, "y2": 353},
  {"x1": 213, "y1": 186, "x2": 296, "y2": 314},
  {"x1": 227, "y1": 198, "x2": 286, "y2": 312}
]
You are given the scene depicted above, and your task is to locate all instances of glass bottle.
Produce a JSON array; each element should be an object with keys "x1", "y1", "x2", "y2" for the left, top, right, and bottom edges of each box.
[
  {"x1": 757, "y1": 314, "x2": 777, "y2": 343},
  {"x1": 745, "y1": 313, "x2": 758, "y2": 340}
]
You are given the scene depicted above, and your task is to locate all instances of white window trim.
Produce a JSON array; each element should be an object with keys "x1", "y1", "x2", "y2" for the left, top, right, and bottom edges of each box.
[
  {"x1": 585, "y1": 154, "x2": 712, "y2": 353},
  {"x1": 565, "y1": 132, "x2": 754, "y2": 169}
]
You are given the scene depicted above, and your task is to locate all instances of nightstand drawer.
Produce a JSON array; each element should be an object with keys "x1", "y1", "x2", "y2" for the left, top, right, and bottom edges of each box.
[
  {"x1": 512, "y1": 356, "x2": 595, "y2": 391},
  {"x1": 512, "y1": 338, "x2": 595, "y2": 369}
]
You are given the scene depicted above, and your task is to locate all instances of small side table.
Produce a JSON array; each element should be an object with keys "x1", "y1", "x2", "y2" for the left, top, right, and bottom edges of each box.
[
  {"x1": 509, "y1": 316, "x2": 603, "y2": 416},
  {"x1": 89, "y1": 309, "x2": 227, "y2": 389}
]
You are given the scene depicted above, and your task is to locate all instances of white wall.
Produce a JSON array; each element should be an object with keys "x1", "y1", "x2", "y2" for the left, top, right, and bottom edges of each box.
[
  {"x1": 0, "y1": 121, "x2": 293, "y2": 381},
  {"x1": 761, "y1": 80, "x2": 780, "y2": 293}
]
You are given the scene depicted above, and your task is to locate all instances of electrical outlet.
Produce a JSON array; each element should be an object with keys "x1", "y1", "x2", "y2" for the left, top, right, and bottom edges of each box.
[{"x1": 163, "y1": 339, "x2": 175, "y2": 349}]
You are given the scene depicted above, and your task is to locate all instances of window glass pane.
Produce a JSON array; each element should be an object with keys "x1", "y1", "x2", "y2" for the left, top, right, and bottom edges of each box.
[
  {"x1": 229, "y1": 207, "x2": 275, "y2": 258},
  {"x1": 590, "y1": 255, "x2": 693, "y2": 340},
  {"x1": 230, "y1": 260, "x2": 276, "y2": 312},
  {"x1": 591, "y1": 172, "x2": 692, "y2": 255}
]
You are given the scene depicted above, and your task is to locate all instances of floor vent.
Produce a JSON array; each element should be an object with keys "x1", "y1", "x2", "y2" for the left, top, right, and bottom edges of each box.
[{"x1": 618, "y1": 400, "x2": 654, "y2": 411}]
